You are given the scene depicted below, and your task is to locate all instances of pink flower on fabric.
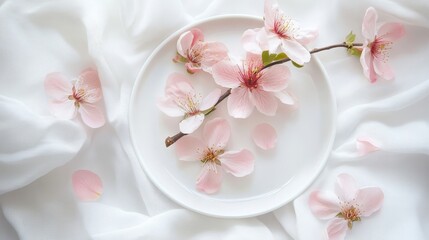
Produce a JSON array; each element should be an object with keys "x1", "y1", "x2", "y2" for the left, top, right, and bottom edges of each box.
[
  {"x1": 309, "y1": 173, "x2": 384, "y2": 240},
  {"x1": 157, "y1": 73, "x2": 222, "y2": 134},
  {"x1": 242, "y1": 0, "x2": 317, "y2": 65},
  {"x1": 173, "y1": 28, "x2": 229, "y2": 74},
  {"x1": 211, "y1": 53, "x2": 293, "y2": 118},
  {"x1": 176, "y1": 118, "x2": 254, "y2": 194},
  {"x1": 44, "y1": 68, "x2": 105, "y2": 128},
  {"x1": 360, "y1": 7, "x2": 405, "y2": 83}
]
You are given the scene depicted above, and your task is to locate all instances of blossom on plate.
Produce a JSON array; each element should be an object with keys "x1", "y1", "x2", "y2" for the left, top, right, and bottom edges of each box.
[
  {"x1": 44, "y1": 68, "x2": 105, "y2": 128},
  {"x1": 72, "y1": 170, "x2": 103, "y2": 201},
  {"x1": 309, "y1": 173, "x2": 384, "y2": 240},
  {"x1": 241, "y1": 0, "x2": 317, "y2": 65},
  {"x1": 157, "y1": 73, "x2": 222, "y2": 134},
  {"x1": 360, "y1": 7, "x2": 405, "y2": 83},
  {"x1": 173, "y1": 28, "x2": 229, "y2": 74},
  {"x1": 211, "y1": 53, "x2": 293, "y2": 118},
  {"x1": 176, "y1": 118, "x2": 254, "y2": 194}
]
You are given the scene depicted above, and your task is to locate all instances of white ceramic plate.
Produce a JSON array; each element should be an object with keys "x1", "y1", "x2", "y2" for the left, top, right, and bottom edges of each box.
[{"x1": 129, "y1": 15, "x2": 336, "y2": 218}]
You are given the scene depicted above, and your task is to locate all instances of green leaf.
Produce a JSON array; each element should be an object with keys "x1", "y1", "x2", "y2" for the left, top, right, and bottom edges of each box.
[
  {"x1": 345, "y1": 31, "x2": 356, "y2": 47},
  {"x1": 292, "y1": 61, "x2": 303, "y2": 68},
  {"x1": 347, "y1": 47, "x2": 362, "y2": 57},
  {"x1": 274, "y1": 52, "x2": 288, "y2": 61},
  {"x1": 262, "y1": 50, "x2": 270, "y2": 65}
]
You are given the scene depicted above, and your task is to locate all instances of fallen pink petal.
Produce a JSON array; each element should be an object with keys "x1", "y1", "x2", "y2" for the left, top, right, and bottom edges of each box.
[
  {"x1": 72, "y1": 170, "x2": 103, "y2": 201},
  {"x1": 252, "y1": 123, "x2": 277, "y2": 150},
  {"x1": 309, "y1": 173, "x2": 384, "y2": 240},
  {"x1": 356, "y1": 136, "x2": 380, "y2": 156}
]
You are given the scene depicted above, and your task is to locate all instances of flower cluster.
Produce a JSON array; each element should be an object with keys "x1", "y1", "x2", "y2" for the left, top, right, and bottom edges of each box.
[
  {"x1": 309, "y1": 173, "x2": 384, "y2": 240},
  {"x1": 158, "y1": 1, "x2": 405, "y2": 195}
]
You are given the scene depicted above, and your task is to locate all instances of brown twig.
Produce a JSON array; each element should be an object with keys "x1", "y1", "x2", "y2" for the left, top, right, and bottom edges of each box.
[{"x1": 164, "y1": 42, "x2": 363, "y2": 147}]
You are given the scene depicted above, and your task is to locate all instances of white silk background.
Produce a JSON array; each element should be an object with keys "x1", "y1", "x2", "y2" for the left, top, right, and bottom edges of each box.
[{"x1": 1, "y1": 0, "x2": 428, "y2": 239}]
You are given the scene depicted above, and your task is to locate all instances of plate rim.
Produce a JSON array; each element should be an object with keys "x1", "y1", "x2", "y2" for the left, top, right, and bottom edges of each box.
[{"x1": 129, "y1": 14, "x2": 336, "y2": 218}]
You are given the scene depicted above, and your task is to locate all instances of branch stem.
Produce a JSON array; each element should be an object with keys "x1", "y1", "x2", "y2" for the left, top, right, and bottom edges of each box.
[{"x1": 164, "y1": 42, "x2": 363, "y2": 147}]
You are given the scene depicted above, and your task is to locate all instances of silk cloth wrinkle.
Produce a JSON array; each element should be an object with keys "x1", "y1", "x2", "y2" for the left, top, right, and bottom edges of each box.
[{"x1": 0, "y1": 0, "x2": 428, "y2": 239}]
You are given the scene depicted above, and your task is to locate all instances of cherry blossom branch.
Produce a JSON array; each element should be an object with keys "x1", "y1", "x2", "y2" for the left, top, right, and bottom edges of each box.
[{"x1": 165, "y1": 42, "x2": 363, "y2": 147}]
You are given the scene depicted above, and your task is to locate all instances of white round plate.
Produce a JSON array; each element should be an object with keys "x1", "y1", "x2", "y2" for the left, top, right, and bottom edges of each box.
[{"x1": 130, "y1": 15, "x2": 336, "y2": 218}]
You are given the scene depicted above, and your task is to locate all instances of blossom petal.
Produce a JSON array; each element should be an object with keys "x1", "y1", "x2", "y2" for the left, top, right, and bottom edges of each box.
[
  {"x1": 48, "y1": 100, "x2": 77, "y2": 120},
  {"x1": 259, "y1": 65, "x2": 290, "y2": 92},
  {"x1": 199, "y1": 88, "x2": 221, "y2": 111},
  {"x1": 196, "y1": 164, "x2": 222, "y2": 194},
  {"x1": 203, "y1": 117, "x2": 230, "y2": 150},
  {"x1": 72, "y1": 170, "x2": 103, "y2": 201},
  {"x1": 373, "y1": 58, "x2": 395, "y2": 80},
  {"x1": 378, "y1": 22, "x2": 405, "y2": 42},
  {"x1": 368, "y1": 51, "x2": 378, "y2": 83},
  {"x1": 200, "y1": 42, "x2": 229, "y2": 70},
  {"x1": 190, "y1": 28, "x2": 204, "y2": 45},
  {"x1": 252, "y1": 123, "x2": 277, "y2": 150},
  {"x1": 218, "y1": 150, "x2": 254, "y2": 177},
  {"x1": 211, "y1": 61, "x2": 242, "y2": 88},
  {"x1": 227, "y1": 87, "x2": 254, "y2": 118},
  {"x1": 355, "y1": 187, "x2": 384, "y2": 217},
  {"x1": 362, "y1": 7, "x2": 378, "y2": 39},
  {"x1": 80, "y1": 68, "x2": 101, "y2": 92},
  {"x1": 356, "y1": 137, "x2": 380, "y2": 156},
  {"x1": 359, "y1": 46, "x2": 371, "y2": 80},
  {"x1": 326, "y1": 218, "x2": 348, "y2": 240},
  {"x1": 250, "y1": 89, "x2": 278, "y2": 116},
  {"x1": 165, "y1": 73, "x2": 194, "y2": 97},
  {"x1": 175, "y1": 135, "x2": 205, "y2": 161},
  {"x1": 335, "y1": 173, "x2": 358, "y2": 203},
  {"x1": 242, "y1": 28, "x2": 263, "y2": 53},
  {"x1": 157, "y1": 97, "x2": 184, "y2": 117},
  {"x1": 280, "y1": 39, "x2": 311, "y2": 65},
  {"x1": 44, "y1": 73, "x2": 73, "y2": 100},
  {"x1": 79, "y1": 103, "x2": 105, "y2": 128},
  {"x1": 179, "y1": 113, "x2": 205, "y2": 134},
  {"x1": 185, "y1": 62, "x2": 201, "y2": 74},
  {"x1": 177, "y1": 31, "x2": 194, "y2": 57},
  {"x1": 267, "y1": 34, "x2": 282, "y2": 52},
  {"x1": 264, "y1": 0, "x2": 276, "y2": 30},
  {"x1": 295, "y1": 28, "x2": 318, "y2": 45},
  {"x1": 275, "y1": 89, "x2": 295, "y2": 105},
  {"x1": 309, "y1": 190, "x2": 341, "y2": 219}
]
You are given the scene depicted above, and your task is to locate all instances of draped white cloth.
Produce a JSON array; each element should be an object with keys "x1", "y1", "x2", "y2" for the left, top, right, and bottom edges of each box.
[{"x1": 1, "y1": 0, "x2": 428, "y2": 239}]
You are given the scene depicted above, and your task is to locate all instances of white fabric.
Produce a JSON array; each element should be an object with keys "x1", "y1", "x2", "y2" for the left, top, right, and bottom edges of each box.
[{"x1": 1, "y1": 0, "x2": 428, "y2": 239}]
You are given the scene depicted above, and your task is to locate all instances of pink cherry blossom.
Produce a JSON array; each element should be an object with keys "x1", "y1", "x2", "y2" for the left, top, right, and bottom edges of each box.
[
  {"x1": 211, "y1": 53, "x2": 293, "y2": 118},
  {"x1": 157, "y1": 73, "x2": 222, "y2": 134},
  {"x1": 242, "y1": 0, "x2": 317, "y2": 65},
  {"x1": 360, "y1": 7, "x2": 405, "y2": 83},
  {"x1": 173, "y1": 28, "x2": 229, "y2": 74},
  {"x1": 309, "y1": 173, "x2": 384, "y2": 240},
  {"x1": 44, "y1": 68, "x2": 105, "y2": 128},
  {"x1": 175, "y1": 118, "x2": 254, "y2": 194}
]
